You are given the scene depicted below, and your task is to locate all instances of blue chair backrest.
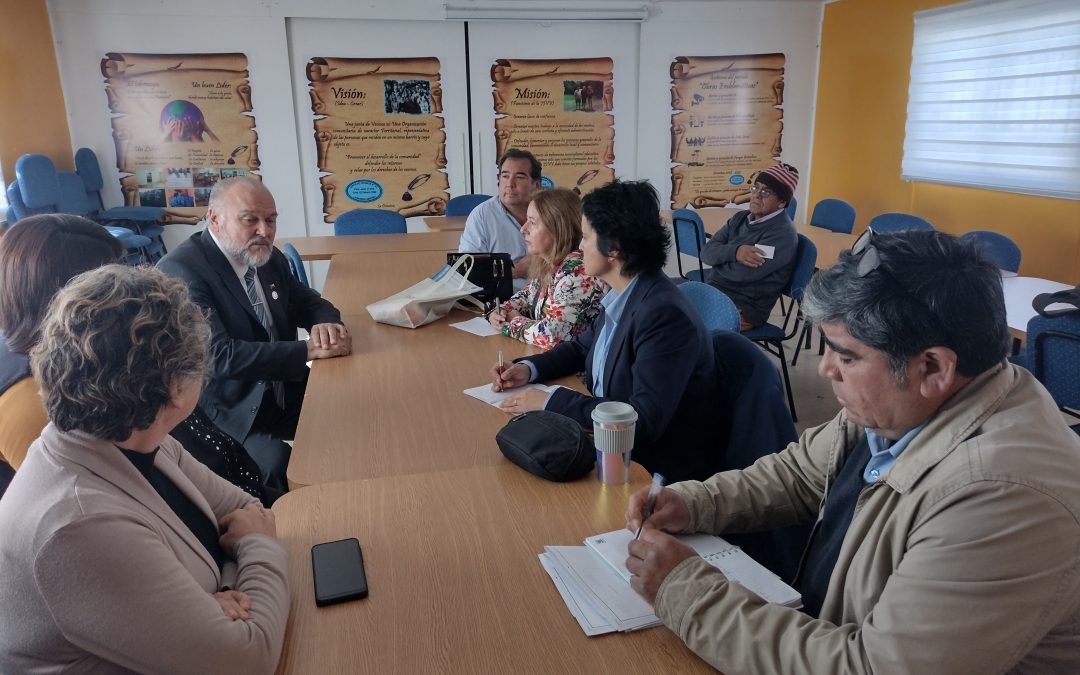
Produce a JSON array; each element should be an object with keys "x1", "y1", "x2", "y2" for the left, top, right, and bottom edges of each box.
[
  {"x1": 671, "y1": 208, "x2": 706, "y2": 257},
  {"x1": 785, "y1": 196, "x2": 797, "y2": 221},
  {"x1": 868, "y1": 212, "x2": 934, "y2": 233},
  {"x1": 1025, "y1": 313, "x2": 1080, "y2": 410},
  {"x1": 809, "y1": 198, "x2": 856, "y2": 234},
  {"x1": 334, "y1": 208, "x2": 407, "y2": 235},
  {"x1": 15, "y1": 154, "x2": 61, "y2": 211},
  {"x1": 6, "y1": 181, "x2": 30, "y2": 221},
  {"x1": 445, "y1": 194, "x2": 492, "y2": 217},
  {"x1": 961, "y1": 230, "x2": 1021, "y2": 273},
  {"x1": 678, "y1": 282, "x2": 741, "y2": 333},
  {"x1": 786, "y1": 234, "x2": 818, "y2": 303},
  {"x1": 74, "y1": 147, "x2": 108, "y2": 211},
  {"x1": 57, "y1": 172, "x2": 94, "y2": 217},
  {"x1": 283, "y1": 243, "x2": 309, "y2": 288}
]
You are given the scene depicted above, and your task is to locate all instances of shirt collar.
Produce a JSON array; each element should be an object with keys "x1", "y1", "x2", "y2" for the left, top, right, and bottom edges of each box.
[
  {"x1": 748, "y1": 207, "x2": 785, "y2": 225},
  {"x1": 206, "y1": 227, "x2": 250, "y2": 281},
  {"x1": 865, "y1": 422, "x2": 928, "y2": 464},
  {"x1": 601, "y1": 275, "x2": 640, "y2": 324}
]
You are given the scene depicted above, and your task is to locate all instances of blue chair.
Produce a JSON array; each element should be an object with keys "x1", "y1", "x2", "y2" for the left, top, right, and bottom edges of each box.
[
  {"x1": 56, "y1": 172, "x2": 153, "y2": 264},
  {"x1": 671, "y1": 208, "x2": 708, "y2": 282},
  {"x1": 678, "y1": 282, "x2": 740, "y2": 333},
  {"x1": 785, "y1": 196, "x2": 797, "y2": 221},
  {"x1": 283, "y1": 243, "x2": 309, "y2": 288},
  {"x1": 741, "y1": 233, "x2": 818, "y2": 421},
  {"x1": 809, "y1": 198, "x2": 856, "y2": 234},
  {"x1": 74, "y1": 148, "x2": 168, "y2": 246},
  {"x1": 335, "y1": 208, "x2": 407, "y2": 235},
  {"x1": 445, "y1": 194, "x2": 492, "y2": 217},
  {"x1": 961, "y1": 230, "x2": 1021, "y2": 273},
  {"x1": 867, "y1": 212, "x2": 934, "y2": 233},
  {"x1": 1020, "y1": 314, "x2": 1080, "y2": 426},
  {"x1": 14, "y1": 154, "x2": 62, "y2": 217}
]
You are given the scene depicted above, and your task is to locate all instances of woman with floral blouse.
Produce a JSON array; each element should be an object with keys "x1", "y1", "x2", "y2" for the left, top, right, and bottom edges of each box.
[{"x1": 488, "y1": 188, "x2": 607, "y2": 350}]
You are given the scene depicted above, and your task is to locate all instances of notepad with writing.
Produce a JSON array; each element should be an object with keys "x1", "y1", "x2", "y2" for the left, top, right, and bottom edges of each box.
[{"x1": 584, "y1": 528, "x2": 801, "y2": 608}]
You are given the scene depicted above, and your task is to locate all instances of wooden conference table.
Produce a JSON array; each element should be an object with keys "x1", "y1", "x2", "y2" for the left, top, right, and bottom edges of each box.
[
  {"x1": 278, "y1": 230, "x2": 461, "y2": 261},
  {"x1": 272, "y1": 463, "x2": 712, "y2": 674},
  {"x1": 287, "y1": 249, "x2": 584, "y2": 487},
  {"x1": 422, "y1": 214, "x2": 468, "y2": 231}
]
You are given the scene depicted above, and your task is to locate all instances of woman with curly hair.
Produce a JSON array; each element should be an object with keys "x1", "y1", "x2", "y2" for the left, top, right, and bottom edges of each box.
[{"x1": 0, "y1": 265, "x2": 289, "y2": 673}]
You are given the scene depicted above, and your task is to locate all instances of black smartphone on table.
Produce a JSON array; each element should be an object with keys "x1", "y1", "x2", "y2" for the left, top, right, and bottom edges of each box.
[{"x1": 311, "y1": 537, "x2": 368, "y2": 607}]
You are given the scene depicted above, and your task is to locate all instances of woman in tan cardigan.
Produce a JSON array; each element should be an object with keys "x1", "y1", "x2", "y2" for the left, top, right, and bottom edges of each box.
[{"x1": 0, "y1": 265, "x2": 289, "y2": 674}]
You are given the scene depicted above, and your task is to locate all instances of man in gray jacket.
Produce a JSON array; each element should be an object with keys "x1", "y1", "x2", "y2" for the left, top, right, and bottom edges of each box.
[
  {"x1": 699, "y1": 162, "x2": 799, "y2": 329},
  {"x1": 627, "y1": 229, "x2": 1080, "y2": 674}
]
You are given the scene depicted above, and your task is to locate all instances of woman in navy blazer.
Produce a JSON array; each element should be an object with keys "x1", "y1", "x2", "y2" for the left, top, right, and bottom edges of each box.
[{"x1": 494, "y1": 180, "x2": 719, "y2": 483}]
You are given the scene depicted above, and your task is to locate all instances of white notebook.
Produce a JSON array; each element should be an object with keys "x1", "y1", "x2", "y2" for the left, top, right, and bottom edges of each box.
[{"x1": 584, "y1": 528, "x2": 801, "y2": 608}]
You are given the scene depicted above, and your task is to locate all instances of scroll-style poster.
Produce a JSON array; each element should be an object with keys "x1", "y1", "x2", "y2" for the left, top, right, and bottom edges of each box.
[
  {"x1": 308, "y1": 57, "x2": 448, "y2": 222},
  {"x1": 669, "y1": 54, "x2": 785, "y2": 209},
  {"x1": 100, "y1": 52, "x2": 259, "y2": 224},
  {"x1": 491, "y1": 58, "x2": 614, "y2": 195}
]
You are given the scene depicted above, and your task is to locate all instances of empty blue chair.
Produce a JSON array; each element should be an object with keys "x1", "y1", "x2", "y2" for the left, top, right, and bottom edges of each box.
[
  {"x1": 867, "y1": 212, "x2": 934, "y2": 233},
  {"x1": 671, "y1": 208, "x2": 708, "y2": 282},
  {"x1": 56, "y1": 172, "x2": 153, "y2": 263},
  {"x1": 742, "y1": 233, "x2": 818, "y2": 421},
  {"x1": 785, "y1": 196, "x2": 797, "y2": 221},
  {"x1": 283, "y1": 243, "x2": 309, "y2": 288},
  {"x1": 809, "y1": 198, "x2": 856, "y2": 234},
  {"x1": 679, "y1": 282, "x2": 740, "y2": 333},
  {"x1": 334, "y1": 208, "x2": 407, "y2": 235},
  {"x1": 445, "y1": 194, "x2": 492, "y2": 217},
  {"x1": 14, "y1": 154, "x2": 62, "y2": 216},
  {"x1": 961, "y1": 230, "x2": 1021, "y2": 273},
  {"x1": 74, "y1": 148, "x2": 167, "y2": 245},
  {"x1": 1019, "y1": 314, "x2": 1080, "y2": 431},
  {"x1": 6, "y1": 181, "x2": 30, "y2": 221}
]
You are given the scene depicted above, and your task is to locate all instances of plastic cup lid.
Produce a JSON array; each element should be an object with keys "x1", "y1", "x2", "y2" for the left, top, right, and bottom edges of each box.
[{"x1": 591, "y1": 401, "x2": 638, "y2": 425}]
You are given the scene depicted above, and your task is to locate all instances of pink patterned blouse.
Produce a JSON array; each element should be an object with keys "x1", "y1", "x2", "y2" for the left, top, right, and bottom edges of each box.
[{"x1": 499, "y1": 251, "x2": 608, "y2": 350}]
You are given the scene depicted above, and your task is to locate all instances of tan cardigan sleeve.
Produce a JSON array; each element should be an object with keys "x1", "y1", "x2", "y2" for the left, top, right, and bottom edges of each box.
[{"x1": 33, "y1": 512, "x2": 289, "y2": 675}]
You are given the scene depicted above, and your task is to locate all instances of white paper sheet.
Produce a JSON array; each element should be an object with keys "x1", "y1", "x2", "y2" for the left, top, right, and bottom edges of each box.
[
  {"x1": 449, "y1": 316, "x2": 502, "y2": 337},
  {"x1": 462, "y1": 383, "x2": 554, "y2": 408}
]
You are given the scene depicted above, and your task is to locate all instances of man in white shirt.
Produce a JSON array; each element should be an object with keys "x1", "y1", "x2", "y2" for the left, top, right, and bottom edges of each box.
[{"x1": 458, "y1": 148, "x2": 542, "y2": 286}]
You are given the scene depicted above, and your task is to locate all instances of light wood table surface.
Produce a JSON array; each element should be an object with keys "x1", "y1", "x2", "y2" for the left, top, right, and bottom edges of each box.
[
  {"x1": 288, "y1": 250, "x2": 584, "y2": 487},
  {"x1": 422, "y1": 215, "x2": 468, "y2": 231},
  {"x1": 278, "y1": 231, "x2": 461, "y2": 261},
  {"x1": 273, "y1": 463, "x2": 712, "y2": 674}
]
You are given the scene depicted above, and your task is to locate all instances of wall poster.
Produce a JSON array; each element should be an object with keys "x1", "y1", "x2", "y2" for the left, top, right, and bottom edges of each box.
[
  {"x1": 307, "y1": 57, "x2": 448, "y2": 223},
  {"x1": 100, "y1": 52, "x2": 259, "y2": 224},
  {"x1": 491, "y1": 58, "x2": 615, "y2": 195},
  {"x1": 669, "y1": 54, "x2": 785, "y2": 209}
]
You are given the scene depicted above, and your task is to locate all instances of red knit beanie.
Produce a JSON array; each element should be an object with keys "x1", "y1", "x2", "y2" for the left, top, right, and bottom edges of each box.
[{"x1": 755, "y1": 162, "x2": 799, "y2": 204}]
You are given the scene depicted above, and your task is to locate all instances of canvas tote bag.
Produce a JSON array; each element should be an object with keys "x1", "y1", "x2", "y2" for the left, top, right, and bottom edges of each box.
[{"x1": 366, "y1": 254, "x2": 484, "y2": 328}]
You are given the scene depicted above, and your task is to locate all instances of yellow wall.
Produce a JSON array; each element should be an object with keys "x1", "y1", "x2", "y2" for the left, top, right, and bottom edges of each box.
[
  {"x1": 810, "y1": 0, "x2": 1080, "y2": 283},
  {"x1": 0, "y1": 0, "x2": 72, "y2": 186}
]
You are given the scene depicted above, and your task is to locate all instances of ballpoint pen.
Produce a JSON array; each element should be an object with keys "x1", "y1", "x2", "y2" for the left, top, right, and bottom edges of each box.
[
  {"x1": 634, "y1": 472, "x2": 666, "y2": 540},
  {"x1": 498, "y1": 351, "x2": 504, "y2": 370}
]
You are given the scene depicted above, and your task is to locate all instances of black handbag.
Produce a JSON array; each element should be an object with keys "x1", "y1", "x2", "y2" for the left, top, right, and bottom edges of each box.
[
  {"x1": 446, "y1": 252, "x2": 513, "y2": 306},
  {"x1": 496, "y1": 411, "x2": 595, "y2": 482}
]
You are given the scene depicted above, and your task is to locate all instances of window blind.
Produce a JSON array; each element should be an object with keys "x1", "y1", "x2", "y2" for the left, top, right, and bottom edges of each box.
[{"x1": 902, "y1": 0, "x2": 1080, "y2": 200}]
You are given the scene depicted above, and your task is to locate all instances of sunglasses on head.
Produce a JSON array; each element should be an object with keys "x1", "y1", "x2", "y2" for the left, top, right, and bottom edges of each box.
[{"x1": 851, "y1": 227, "x2": 883, "y2": 277}]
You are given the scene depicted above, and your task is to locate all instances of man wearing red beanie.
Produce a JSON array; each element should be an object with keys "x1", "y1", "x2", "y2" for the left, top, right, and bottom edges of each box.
[{"x1": 699, "y1": 163, "x2": 799, "y2": 330}]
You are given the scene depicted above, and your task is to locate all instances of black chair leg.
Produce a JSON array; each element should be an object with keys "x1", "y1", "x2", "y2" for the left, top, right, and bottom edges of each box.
[
  {"x1": 775, "y1": 341, "x2": 797, "y2": 422},
  {"x1": 792, "y1": 322, "x2": 813, "y2": 367}
]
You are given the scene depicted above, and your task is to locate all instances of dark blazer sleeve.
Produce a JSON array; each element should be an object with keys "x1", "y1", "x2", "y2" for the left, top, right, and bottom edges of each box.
[
  {"x1": 535, "y1": 280, "x2": 704, "y2": 447},
  {"x1": 521, "y1": 307, "x2": 600, "y2": 382}
]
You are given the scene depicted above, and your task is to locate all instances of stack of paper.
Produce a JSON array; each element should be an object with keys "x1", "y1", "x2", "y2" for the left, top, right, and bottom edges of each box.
[
  {"x1": 540, "y1": 528, "x2": 801, "y2": 636},
  {"x1": 463, "y1": 383, "x2": 554, "y2": 409}
]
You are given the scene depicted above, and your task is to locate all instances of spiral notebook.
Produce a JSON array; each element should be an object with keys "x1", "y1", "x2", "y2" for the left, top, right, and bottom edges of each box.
[{"x1": 584, "y1": 528, "x2": 801, "y2": 608}]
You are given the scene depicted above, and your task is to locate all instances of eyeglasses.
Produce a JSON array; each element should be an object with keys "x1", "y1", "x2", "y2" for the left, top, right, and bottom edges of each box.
[
  {"x1": 749, "y1": 184, "x2": 775, "y2": 199},
  {"x1": 851, "y1": 227, "x2": 882, "y2": 278}
]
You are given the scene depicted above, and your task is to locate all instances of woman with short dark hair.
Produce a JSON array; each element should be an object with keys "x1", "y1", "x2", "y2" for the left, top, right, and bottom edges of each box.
[
  {"x1": 0, "y1": 265, "x2": 289, "y2": 673},
  {"x1": 0, "y1": 214, "x2": 123, "y2": 481},
  {"x1": 491, "y1": 180, "x2": 720, "y2": 483}
]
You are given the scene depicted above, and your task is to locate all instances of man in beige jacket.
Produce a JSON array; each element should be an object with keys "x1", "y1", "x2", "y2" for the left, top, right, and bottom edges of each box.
[{"x1": 627, "y1": 229, "x2": 1080, "y2": 674}]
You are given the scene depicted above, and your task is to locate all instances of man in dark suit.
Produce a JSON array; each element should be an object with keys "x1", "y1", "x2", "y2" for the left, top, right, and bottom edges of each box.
[{"x1": 158, "y1": 177, "x2": 351, "y2": 490}]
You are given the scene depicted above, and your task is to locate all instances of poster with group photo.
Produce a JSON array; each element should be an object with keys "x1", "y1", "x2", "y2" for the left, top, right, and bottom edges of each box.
[
  {"x1": 669, "y1": 54, "x2": 785, "y2": 209},
  {"x1": 307, "y1": 57, "x2": 449, "y2": 223},
  {"x1": 100, "y1": 52, "x2": 259, "y2": 224},
  {"x1": 491, "y1": 58, "x2": 614, "y2": 195}
]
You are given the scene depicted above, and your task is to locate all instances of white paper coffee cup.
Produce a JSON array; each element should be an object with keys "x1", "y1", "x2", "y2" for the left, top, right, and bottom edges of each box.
[{"x1": 592, "y1": 402, "x2": 637, "y2": 484}]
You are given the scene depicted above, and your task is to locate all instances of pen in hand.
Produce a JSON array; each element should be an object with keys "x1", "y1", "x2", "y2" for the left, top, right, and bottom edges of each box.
[
  {"x1": 634, "y1": 472, "x2": 666, "y2": 540},
  {"x1": 498, "y1": 350, "x2": 504, "y2": 370}
]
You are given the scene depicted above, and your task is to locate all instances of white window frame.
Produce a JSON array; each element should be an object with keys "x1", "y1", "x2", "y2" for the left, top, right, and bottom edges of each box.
[{"x1": 902, "y1": 0, "x2": 1080, "y2": 200}]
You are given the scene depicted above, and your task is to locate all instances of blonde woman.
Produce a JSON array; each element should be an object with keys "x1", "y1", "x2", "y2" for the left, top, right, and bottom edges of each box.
[{"x1": 488, "y1": 188, "x2": 607, "y2": 349}]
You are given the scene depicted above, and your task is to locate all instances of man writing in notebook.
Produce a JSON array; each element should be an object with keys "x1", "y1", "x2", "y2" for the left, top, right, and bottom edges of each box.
[
  {"x1": 625, "y1": 229, "x2": 1080, "y2": 673},
  {"x1": 158, "y1": 177, "x2": 350, "y2": 492},
  {"x1": 458, "y1": 148, "x2": 541, "y2": 288}
]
